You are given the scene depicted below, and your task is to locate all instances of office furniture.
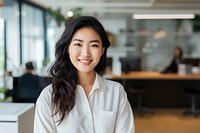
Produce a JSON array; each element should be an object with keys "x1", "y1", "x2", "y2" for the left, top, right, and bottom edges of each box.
[
  {"x1": 0, "y1": 103, "x2": 34, "y2": 133},
  {"x1": 128, "y1": 87, "x2": 154, "y2": 116},
  {"x1": 119, "y1": 57, "x2": 154, "y2": 115},
  {"x1": 12, "y1": 74, "x2": 41, "y2": 103},
  {"x1": 111, "y1": 71, "x2": 200, "y2": 80},
  {"x1": 183, "y1": 88, "x2": 200, "y2": 116},
  {"x1": 119, "y1": 57, "x2": 141, "y2": 73},
  {"x1": 12, "y1": 76, "x2": 52, "y2": 103},
  {"x1": 181, "y1": 58, "x2": 200, "y2": 116},
  {"x1": 110, "y1": 71, "x2": 200, "y2": 108}
]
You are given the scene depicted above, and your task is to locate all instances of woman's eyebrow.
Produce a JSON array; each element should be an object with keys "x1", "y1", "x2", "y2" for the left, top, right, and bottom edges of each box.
[
  {"x1": 72, "y1": 39, "x2": 100, "y2": 43},
  {"x1": 72, "y1": 39, "x2": 83, "y2": 42},
  {"x1": 90, "y1": 40, "x2": 100, "y2": 43}
]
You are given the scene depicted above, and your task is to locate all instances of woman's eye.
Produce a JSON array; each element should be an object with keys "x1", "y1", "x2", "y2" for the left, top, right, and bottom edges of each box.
[
  {"x1": 74, "y1": 43, "x2": 82, "y2": 47},
  {"x1": 91, "y1": 44, "x2": 99, "y2": 48}
]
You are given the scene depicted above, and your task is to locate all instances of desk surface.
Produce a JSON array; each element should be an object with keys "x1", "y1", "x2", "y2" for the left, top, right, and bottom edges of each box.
[
  {"x1": 110, "y1": 71, "x2": 200, "y2": 80},
  {"x1": 0, "y1": 103, "x2": 35, "y2": 121}
]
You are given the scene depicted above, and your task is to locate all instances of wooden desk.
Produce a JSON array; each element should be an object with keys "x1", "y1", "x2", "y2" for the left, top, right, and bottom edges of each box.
[
  {"x1": 111, "y1": 71, "x2": 200, "y2": 80},
  {"x1": 109, "y1": 71, "x2": 200, "y2": 108}
]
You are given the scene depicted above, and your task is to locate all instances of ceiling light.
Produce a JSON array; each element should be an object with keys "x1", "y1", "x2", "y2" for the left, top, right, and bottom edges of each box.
[
  {"x1": 132, "y1": 14, "x2": 195, "y2": 19},
  {"x1": 67, "y1": 11, "x2": 73, "y2": 17},
  {"x1": 14, "y1": 11, "x2": 20, "y2": 16}
]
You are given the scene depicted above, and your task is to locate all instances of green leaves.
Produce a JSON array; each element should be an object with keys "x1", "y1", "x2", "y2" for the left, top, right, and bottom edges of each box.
[
  {"x1": 0, "y1": 87, "x2": 10, "y2": 102},
  {"x1": 46, "y1": 7, "x2": 82, "y2": 27}
]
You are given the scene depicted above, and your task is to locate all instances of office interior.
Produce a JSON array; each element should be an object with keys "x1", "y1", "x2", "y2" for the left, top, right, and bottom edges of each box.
[{"x1": 1, "y1": 0, "x2": 200, "y2": 133}]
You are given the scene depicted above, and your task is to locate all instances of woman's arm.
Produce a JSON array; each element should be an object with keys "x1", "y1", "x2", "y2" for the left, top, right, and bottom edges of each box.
[
  {"x1": 34, "y1": 88, "x2": 57, "y2": 133},
  {"x1": 114, "y1": 85, "x2": 135, "y2": 133}
]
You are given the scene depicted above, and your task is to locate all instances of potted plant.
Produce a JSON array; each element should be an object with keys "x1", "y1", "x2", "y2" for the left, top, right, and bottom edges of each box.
[
  {"x1": 42, "y1": 57, "x2": 50, "y2": 67},
  {"x1": 46, "y1": 7, "x2": 82, "y2": 27},
  {"x1": 46, "y1": 8, "x2": 66, "y2": 27},
  {"x1": 0, "y1": 87, "x2": 10, "y2": 102}
]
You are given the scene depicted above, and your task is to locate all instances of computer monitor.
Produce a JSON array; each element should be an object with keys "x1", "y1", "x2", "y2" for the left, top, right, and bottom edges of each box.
[
  {"x1": 119, "y1": 57, "x2": 141, "y2": 73},
  {"x1": 181, "y1": 58, "x2": 200, "y2": 66}
]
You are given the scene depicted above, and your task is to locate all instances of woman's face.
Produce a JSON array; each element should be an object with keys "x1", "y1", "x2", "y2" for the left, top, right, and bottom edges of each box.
[
  {"x1": 68, "y1": 27, "x2": 104, "y2": 74},
  {"x1": 175, "y1": 48, "x2": 181, "y2": 58}
]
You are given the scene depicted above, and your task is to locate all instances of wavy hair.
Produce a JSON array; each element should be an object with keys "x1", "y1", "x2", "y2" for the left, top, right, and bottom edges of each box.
[{"x1": 49, "y1": 16, "x2": 110, "y2": 124}]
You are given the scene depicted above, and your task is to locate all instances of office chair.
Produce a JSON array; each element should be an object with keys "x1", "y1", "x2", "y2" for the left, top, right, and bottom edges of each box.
[
  {"x1": 128, "y1": 87, "x2": 154, "y2": 116},
  {"x1": 183, "y1": 88, "x2": 200, "y2": 117},
  {"x1": 182, "y1": 58, "x2": 200, "y2": 117},
  {"x1": 12, "y1": 74, "x2": 42, "y2": 103},
  {"x1": 120, "y1": 56, "x2": 154, "y2": 116}
]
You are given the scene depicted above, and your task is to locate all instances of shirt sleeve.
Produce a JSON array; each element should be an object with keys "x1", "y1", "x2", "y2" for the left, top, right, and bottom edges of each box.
[
  {"x1": 114, "y1": 84, "x2": 135, "y2": 133},
  {"x1": 34, "y1": 88, "x2": 57, "y2": 133}
]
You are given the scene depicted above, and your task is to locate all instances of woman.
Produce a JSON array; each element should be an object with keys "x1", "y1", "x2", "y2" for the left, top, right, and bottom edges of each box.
[
  {"x1": 162, "y1": 46, "x2": 183, "y2": 73},
  {"x1": 34, "y1": 16, "x2": 135, "y2": 133}
]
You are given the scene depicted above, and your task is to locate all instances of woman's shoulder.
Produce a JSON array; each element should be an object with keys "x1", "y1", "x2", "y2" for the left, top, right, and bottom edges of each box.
[
  {"x1": 103, "y1": 78, "x2": 122, "y2": 86},
  {"x1": 99, "y1": 76, "x2": 127, "y2": 100},
  {"x1": 41, "y1": 84, "x2": 52, "y2": 93},
  {"x1": 100, "y1": 76, "x2": 124, "y2": 91},
  {"x1": 37, "y1": 84, "x2": 52, "y2": 103}
]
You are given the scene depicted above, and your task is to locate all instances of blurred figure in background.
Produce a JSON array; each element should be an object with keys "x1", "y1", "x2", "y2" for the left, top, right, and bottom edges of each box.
[
  {"x1": 162, "y1": 46, "x2": 183, "y2": 73},
  {"x1": 23, "y1": 61, "x2": 36, "y2": 74},
  {"x1": 14, "y1": 61, "x2": 41, "y2": 103}
]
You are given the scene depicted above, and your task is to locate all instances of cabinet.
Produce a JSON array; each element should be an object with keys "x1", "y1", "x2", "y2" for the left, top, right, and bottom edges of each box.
[{"x1": 0, "y1": 103, "x2": 35, "y2": 133}]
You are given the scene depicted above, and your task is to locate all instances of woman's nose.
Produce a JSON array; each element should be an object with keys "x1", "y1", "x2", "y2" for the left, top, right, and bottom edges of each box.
[{"x1": 81, "y1": 46, "x2": 90, "y2": 57}]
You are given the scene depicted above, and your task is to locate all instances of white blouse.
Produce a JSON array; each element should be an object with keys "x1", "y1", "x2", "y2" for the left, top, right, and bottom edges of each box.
[{"x1": 34, "y1": 73, "x2": 135, "y2": 133}]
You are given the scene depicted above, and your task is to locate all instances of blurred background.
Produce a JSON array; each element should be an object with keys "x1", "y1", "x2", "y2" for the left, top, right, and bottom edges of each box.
[
  {"x1": 0, "y1": 0, "x2": 200, "y2": 75},
  {"x1": 1, "y1": 0, "x2": 200, "y2": 133}
]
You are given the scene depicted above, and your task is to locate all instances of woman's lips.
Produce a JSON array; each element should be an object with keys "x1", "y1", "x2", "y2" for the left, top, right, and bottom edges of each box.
[{"x1": 78, "y1": 59, "x2": 92, "y2": 65}]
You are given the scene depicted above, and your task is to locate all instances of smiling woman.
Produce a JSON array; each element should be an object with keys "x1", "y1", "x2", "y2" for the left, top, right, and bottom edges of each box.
[
  {"x1": 34, "y1": 16, "x2": 135, "y2": 133},
  {"x1": 68, "y1": 27, "x2": 104, "y2": 75}
]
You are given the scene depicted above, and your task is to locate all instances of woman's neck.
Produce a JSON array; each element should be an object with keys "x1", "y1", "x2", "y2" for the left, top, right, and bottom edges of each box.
[{"x1": 78, "y1": 71, "x2": 96, "y2": 86}]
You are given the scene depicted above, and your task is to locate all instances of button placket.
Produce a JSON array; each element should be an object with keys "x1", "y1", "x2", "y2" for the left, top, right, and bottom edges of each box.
[{"x1": 77, "y1": 86, "x2": 94, "y2": 133}]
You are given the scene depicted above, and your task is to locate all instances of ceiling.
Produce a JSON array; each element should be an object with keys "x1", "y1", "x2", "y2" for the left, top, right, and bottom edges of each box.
[{"x1": 29, "y1": 0, "x2": 200, "y2": 16}]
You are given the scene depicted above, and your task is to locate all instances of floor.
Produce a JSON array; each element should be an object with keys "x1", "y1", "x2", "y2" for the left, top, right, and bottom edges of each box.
[{"x1": 134, "y1": 109, "x2": 200, "y2": 133}]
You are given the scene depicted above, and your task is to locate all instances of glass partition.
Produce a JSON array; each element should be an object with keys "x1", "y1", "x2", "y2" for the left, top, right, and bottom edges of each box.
[
  {"x1": 0, "y1": 18, "x2": 5, "y2": 76},
  {"x1": 0, "y1": 2, "x2": 20, "y2": 76},
  {"x1": 21, "y1": 3, "x2": 44, "y2": 70},
  {"x1": 0, "y1": 1, "x2": 46, "y2": 76}
]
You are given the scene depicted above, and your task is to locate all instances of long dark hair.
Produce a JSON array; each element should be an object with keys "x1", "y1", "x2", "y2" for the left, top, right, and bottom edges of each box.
[
  {"x1": 174, "y1": 46, "x2": 183, "y2": 59},
  {"x1": 49, "y1": 16, "x2": 110, "y2": 124}
]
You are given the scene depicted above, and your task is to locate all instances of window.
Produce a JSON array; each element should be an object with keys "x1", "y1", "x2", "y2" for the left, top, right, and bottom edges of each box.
[
  {"x1": 0, "y1": 18, "x2": 5, "y2": 76},
  {"x1": 22, "y1": 4, "x2": 44, "y2": 69}
]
